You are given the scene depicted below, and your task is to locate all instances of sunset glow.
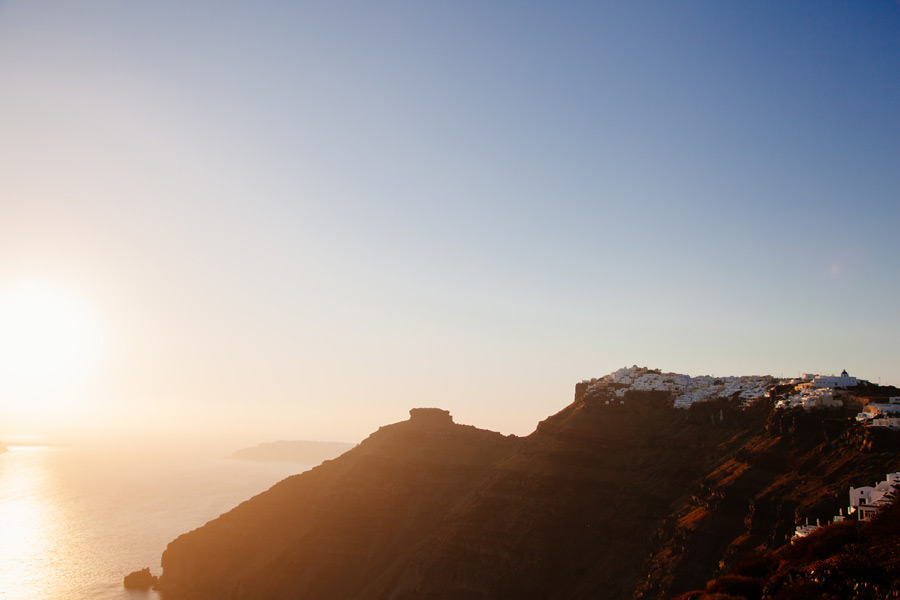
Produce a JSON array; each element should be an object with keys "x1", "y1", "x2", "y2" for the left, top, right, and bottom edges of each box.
[
  {"x1": 0, "y1": 1, "x2": 897, "y2": 446},
  {"x1": 0, "y1": 281, "x2": 103, "y2": 408},
  {"x1": 0, "y1": 3, "x2": 899, "y2": 600}
]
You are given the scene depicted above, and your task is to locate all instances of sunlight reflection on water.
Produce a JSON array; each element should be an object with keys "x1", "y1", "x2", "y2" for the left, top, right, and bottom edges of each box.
[
  {"x1": 0, "y1": 447, "x2": 63, "y2": 600},
  {"x1": 0, "y1": 445, "x2": 307, "y2": 600}
]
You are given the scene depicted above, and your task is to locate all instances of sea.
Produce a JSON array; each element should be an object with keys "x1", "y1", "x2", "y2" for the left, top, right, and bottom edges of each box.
[{"x1": 0, "y1": 444, "x2": 309, "y2": 600}]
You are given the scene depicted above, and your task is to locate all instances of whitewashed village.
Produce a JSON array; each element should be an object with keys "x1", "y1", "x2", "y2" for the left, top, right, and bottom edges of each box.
[
  {"x1": 581, "y1": 365, "x2": 900, "y2": 427},
  {"x1": 580, "y1": 366, "x2": 775, "y2": 408},
  {"x1": 582, "y1": 366, "x2": 900, "y2": 535}
]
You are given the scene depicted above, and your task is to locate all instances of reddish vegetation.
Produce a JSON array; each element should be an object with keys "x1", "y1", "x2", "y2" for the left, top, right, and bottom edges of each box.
[
  {"x1": 676, "y1": 494, "x2": 900, "y2": 599},
  {"x1": 157, "y1": 391, "x2": 900, "y2": 599}
]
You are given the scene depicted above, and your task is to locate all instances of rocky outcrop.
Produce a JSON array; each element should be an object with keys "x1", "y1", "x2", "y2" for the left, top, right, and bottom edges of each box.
[
  {"x1": 158, "y1": 409, "x2": 519, "y2": 599},
  {"x1": 156, "y1": 395, "x2": 900, "y2": 600},
  {"x1": 124, "y1": 567, "x2": 158, "y2": 590},
  {"x1": 408, "y1": 407, "x2": 454, "y2": 426}
]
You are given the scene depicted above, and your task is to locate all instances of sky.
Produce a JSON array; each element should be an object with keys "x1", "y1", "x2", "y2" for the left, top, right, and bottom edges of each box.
[{"x1": 0, "y1": 1, "x2": 898, "y2": 446}]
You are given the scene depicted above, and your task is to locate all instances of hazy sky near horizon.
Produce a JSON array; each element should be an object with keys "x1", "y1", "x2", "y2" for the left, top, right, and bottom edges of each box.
[{"x1": 1, "y1": 2, "x2": 898, "y2": 445}]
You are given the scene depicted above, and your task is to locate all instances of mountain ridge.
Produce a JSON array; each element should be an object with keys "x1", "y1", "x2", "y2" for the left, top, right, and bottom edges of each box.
[{"x1": 155, "y1": 381, "x2": 900, "y2": 599}]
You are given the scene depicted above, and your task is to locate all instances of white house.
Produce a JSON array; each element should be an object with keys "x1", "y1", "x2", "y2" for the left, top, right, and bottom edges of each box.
[
  {"x1": 858, "y1": 504, "x2": 880, "y2": 521},
  {"x1": 795, "y1": 473, "x2": 898, "y2": 540},
  {"x1": 793, "y1": 518, "x2": 822, "y2": 539},
  {"x1": 857, "y1": 404, "x2": 900, "y2": 428},
  {"x1": 813, "y1": 369, "x2": 858, "y2": 389},
  {"x1": 849, "y1": 473, "x2": 900, "y2": 520},
  {"x1": 793, "y1": 511, "x2": 847, "y2": 541},
  {"x1": 863, "y1": 403, "x2": 900, "y2": 417}
]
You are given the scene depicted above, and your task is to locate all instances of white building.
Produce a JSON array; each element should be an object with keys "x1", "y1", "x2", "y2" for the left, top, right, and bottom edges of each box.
[
  {"x1": 585, "y1": 366, "x2": 775, "y2": 410},
  {"x1": 862, "y1": 403, "x2": 900, "y2": 417},
  {"x1": 801, "y1": 388, "x2": 842, "y2": 410},
  {"x1": 793, "y1": 511, "x2": 847, "y2": 541},
  {"x1": 813, "y1": 369, "x2": 858, "y2": 389},
  {"x1": 793, "y1": 519, "x2": 822, "y2": 539},
  {"x1": 849, "y1": 473, "x2": 900, "y2": 520},
  {"x1": 794, "y1": 473, "x2": 899, "y2": 541}
]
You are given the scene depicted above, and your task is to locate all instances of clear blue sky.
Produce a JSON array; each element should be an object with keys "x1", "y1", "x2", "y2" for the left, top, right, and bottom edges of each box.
[{"x1": 1, "y1": 1, "x2": 898, "y2": 444}]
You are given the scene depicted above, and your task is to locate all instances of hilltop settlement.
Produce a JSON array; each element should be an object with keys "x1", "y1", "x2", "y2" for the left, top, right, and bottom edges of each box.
[{"x1": 580, "y1": 365, "x2": 899, "y2": 428}]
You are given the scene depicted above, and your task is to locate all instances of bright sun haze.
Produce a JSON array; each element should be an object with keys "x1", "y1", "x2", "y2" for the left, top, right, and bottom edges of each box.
[{"x1": 0, "y1": 281, "x2": 103, "y2": 413}]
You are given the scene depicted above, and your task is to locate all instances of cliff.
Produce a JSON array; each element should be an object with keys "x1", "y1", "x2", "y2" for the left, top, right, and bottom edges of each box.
[
  {"x1": 157, "y1": 395, "x2": 900, "y2": 599},
  {"x1": 676, "y1": 493, "x2": 900, "y2": 599},
  {"x1": 159, "y1": 408, "x2": 519, "y2": 599},
  {"x1": 229, "y1": 440, "x2": 355, "y2": 464}
]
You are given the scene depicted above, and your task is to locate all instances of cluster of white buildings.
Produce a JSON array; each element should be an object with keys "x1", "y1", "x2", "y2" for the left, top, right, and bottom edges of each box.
[
  {"x1": 581, "y1": 368, "x2": 896, "y2": 425},
  {"x1": 774, "y1": 369, "x2": 866, "y2": 412},
  {"x1": 855, "y1": 398, "x2": 900, "y2": 428},
  {"x1": 775, "y1": 387, "x2": 843, "y2": 410},
  {"x1": 794, "y1": 472, "x2": 900, "y2": 540},
  {"x1": 580, "y1": 366, "x2": 774, "y2": 409}
]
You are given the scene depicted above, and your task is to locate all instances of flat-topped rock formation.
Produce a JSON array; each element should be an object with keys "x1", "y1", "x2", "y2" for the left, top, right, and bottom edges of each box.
[{"x1": 408, "y1": 407, "x2": 454, "y2": 425}]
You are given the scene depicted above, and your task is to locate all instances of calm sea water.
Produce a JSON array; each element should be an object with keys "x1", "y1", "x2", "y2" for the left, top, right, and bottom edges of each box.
[{"x1": 0, "y1": 445, "x2": 308, "y2": 600}]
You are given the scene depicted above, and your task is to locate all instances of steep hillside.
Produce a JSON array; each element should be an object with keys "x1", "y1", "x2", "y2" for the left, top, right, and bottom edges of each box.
[
  {"x1": 159, "y1": 409, "x2": 520, "y2": 599},
  {"x1": 156, "y1": 393, "x2": 900, "y2": 600},
  {"x1": 676, "y1": 494, "x2": 900, "y2": 599},
  {"x1": 393, "y1": 392, "x2": 761, "y2": 600},
  {"x1": 636, "y1": 404, "x2": 900, "y2": 597}
]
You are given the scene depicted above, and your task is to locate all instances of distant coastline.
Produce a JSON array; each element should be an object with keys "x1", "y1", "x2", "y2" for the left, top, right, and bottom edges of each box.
[
  {"x1": 1, "y1": 442, "x2": 68, "y2": 449},
  {"x1": 228, "y1": 440, "x2": 354, "y2": 464}
]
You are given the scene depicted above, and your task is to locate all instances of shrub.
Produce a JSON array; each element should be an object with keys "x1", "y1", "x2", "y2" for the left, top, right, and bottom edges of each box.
[
  {"x1": 672, "y1": 592, "x2": 705, "y2": 600},
  {"x1": 706, "y1": 574, "x2": 763, "y2": 600},
  {"x1": 729, "y1": 551, "x2": 779, "y2": 579},
  {"x1": 770, "y1": 580, "x2": 831, "y2": 600},
  {"x1": 781, "y1": 520, "x2": 860, "y2": 564}
]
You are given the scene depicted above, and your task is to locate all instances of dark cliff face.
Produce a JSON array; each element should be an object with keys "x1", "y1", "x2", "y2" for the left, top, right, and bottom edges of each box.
[
  {"x1": 158, "y1": 397, "x2": 900, "y2": 600},
  {"x1": 635, "y1": 405, "x2": 900, "y2": 598},
  {"x1": 676, "y1": 493, "x2": 900, "y2": 599},
  {"x1": 159, "y1": 409, "x2": 520, "y2": 600}
]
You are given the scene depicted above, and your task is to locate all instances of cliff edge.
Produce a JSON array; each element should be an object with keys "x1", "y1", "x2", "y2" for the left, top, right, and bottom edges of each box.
[
  {"x1": 157, "y1": 394, "x2": 900, "y2": 599},
  {"x1": 159, "y1": 409, "x2": 518, "y2": 599}
]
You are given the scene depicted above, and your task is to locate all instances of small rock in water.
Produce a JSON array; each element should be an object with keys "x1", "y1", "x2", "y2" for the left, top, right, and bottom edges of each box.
[{"x1": 123, "y1": 567, "x2": 158, "y2": 590}]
